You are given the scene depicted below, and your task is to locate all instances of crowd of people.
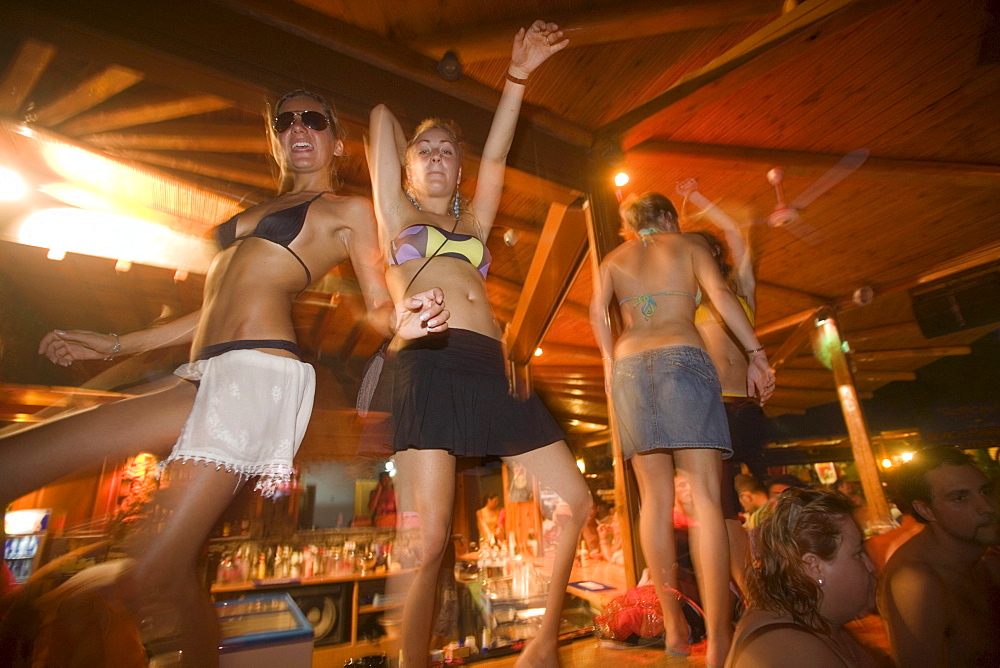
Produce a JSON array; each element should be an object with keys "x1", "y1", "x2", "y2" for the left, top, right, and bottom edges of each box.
[{"x1": 0, "y1": 16, "x2": 997, "y2": 668}]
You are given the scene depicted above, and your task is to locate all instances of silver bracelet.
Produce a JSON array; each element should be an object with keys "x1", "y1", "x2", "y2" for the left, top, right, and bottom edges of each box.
[{"x1": 105, "y1": 333, "x2": 121, "y2": 361}]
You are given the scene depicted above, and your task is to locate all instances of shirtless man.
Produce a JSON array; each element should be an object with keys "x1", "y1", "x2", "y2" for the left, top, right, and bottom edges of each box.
[{"x1": 877, "y1": 446, "x2": 1000, "y2": 667}]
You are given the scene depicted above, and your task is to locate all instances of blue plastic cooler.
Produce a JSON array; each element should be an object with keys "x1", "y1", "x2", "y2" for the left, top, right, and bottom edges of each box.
[{"x1": 216, "y1": 592, "x2": 313, "y2": 668}]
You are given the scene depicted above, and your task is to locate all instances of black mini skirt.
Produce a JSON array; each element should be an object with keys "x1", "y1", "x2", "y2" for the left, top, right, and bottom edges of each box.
[{"x1": 390, "y1": 329, "x2": 564, "y2": 457}]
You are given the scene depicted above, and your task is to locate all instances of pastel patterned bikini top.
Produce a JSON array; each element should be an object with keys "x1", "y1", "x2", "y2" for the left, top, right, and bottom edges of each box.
[
  {"x1": 214, "y1": 192, "x2": 326, "y2": 289},
  {"x1": 389, "y1": 224, "x2": 492, "y2": 278},
  {"x1": 619, "y1": 288, "x2": 702, "y2": 320}
]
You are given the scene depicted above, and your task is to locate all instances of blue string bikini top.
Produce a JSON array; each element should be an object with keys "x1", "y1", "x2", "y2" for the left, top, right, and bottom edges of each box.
[
  {"x1": 619, "y1": 288, "x2": 702, "y2": 320},
  {"x1": 214, "y1": 192, "x2": 326, "y2": 289},
  {"x1": 389, "y1": 223, "x2": 492, "y2": 278}
]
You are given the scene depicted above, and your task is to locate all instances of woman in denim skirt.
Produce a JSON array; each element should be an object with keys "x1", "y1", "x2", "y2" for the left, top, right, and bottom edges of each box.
[{"x1": 590, "y1": 192, "x2": 774, "y2": 667}]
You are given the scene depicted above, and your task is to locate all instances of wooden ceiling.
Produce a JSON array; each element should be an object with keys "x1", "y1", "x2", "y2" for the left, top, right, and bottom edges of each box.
[{"x1": 1, "y1": 0, "x2": 998, "y2": 452}]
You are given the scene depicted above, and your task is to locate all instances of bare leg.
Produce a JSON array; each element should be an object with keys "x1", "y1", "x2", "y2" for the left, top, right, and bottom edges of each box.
[
  {"x1": 631, "y1": 451, "x2": 691, "y2": 655},
  {"x1": 676, "y1": 449, "x2": 730, "y2": 667},
  {"x1": 0, "y1": 380, "x2": 196, "y2": 542},
  {"x1": 0, "y1": 380, "x2": 195, "y2": 504},
  {"x1": 506, "y1": 441, "x2": 591, "y2": 668},
  {"x1": 391, "y1": 449, "x2": 456, "y2": 668},
  {"x1": 119, "y1": 462, "x2": 247, "y2": 667},
  {"x1": 726, "y1": 518, "x2": 748, "y2": 596}
]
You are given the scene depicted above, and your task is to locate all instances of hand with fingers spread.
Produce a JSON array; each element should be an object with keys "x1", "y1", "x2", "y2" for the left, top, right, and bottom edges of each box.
[
  {"x1": 509, "y1": 20, "x2": 570, "y2": 79},
  {"x1": 394, "y1": 287, "x2": 450, "y2": 339}
]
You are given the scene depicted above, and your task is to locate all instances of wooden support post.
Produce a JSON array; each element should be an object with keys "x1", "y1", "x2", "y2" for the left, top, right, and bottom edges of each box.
[
  {"x1": 809, "y1": 309, "x2": 893, "y2": 529},
  {"x1": 583, "y1": 177, "x2": 643, "y2": 590}
]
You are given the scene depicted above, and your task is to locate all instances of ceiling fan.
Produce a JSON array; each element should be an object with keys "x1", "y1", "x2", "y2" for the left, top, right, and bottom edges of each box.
[{"x1": 756, "y1": 148, "x2": 870, "y2": 244}]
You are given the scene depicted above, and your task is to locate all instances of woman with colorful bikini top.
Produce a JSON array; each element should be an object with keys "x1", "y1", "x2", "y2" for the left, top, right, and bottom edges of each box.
[
  {"x1": 590, "y1": 192, "x2": 775, "y2": 667},
  {"x1": 368, "y1": 21, "x2": 592, "y2": 668},
  {"x1": 3, "y1": 90, "x2": 449, "y2": 666}
]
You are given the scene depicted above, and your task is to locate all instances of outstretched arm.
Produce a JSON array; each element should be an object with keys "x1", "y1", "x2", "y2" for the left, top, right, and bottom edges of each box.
[
  {"x1": 347, "y1": 196, "x2": 449, "y2": 339},
  {"x1": 472, "y1": 21, "x2": 569, "y2": 237},
  {"x1": 39, "y1": 309, "x2": 202, "y2": 367},
  {"x1": 691, "y1": 239, "x2": 774, "y2": 403},
  {"x1": 589, "y1": 259, "x2": 618, "y2": 395}
]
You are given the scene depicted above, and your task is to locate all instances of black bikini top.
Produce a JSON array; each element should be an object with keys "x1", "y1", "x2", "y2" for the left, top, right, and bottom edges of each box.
[{"x1": 214, "y1": 192, "x2": 326, "y2": 288}]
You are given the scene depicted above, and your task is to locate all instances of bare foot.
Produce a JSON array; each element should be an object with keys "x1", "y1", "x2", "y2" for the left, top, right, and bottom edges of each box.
[{"x1": 514, "y1": 635, "x2": 561, "y2": 668}]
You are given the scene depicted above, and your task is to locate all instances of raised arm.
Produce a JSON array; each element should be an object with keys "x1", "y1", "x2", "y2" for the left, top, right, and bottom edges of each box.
[
  {"x1": 679, "y1": 179, "x2": 756, "y2": 312},
  {"x1": 589, "y1": 258, "x2": 618, "y2": 395},
  {"x1": 472, "y1": 21, "x2": 568, "y2": 236},
  {"x1": 368, "y1": 103, "x2": 411, "y2": 241},
  {"x1": 691, "y1": 238, "x2": 774, "y2": 402},
  {"x1": 39, "y1": 309, "x2": 202, "y2": 367}
]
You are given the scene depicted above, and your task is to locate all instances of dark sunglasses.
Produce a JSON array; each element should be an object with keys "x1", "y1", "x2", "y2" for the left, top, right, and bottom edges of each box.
[{"x1": 273, "y1": 110, "x2": 331, "y2": 133}]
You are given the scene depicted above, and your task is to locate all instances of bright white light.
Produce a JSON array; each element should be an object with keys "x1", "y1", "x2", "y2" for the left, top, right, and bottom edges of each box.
[
  {"x1": 19, "y1": 208, "x2": 215, "y2": 274},
  {"x1": 0, "y1": 167, "x2": 27, "y2": 200},
  {"x1": 115, "y1": 259, "x2": 132, "y2": 273},
  {"x1": 901, "y1": 452, "x2": 913, "y2": 462},
  {"x1": 47, "y1": 248, "x2": 66, "y2": 261},
  {"x1": 881, "y1": 458, "x2": 893, "y2": 468},
  {"x1": 534, "y1": 347, "x2": 543, "y2": 357},
  {"x1": 576, "y1": 458, "x2": 586, "y2": 474},
  {"x1": 385, "y1": 460, "x2": 396, "y2": 473},
  {"x1": 614, "y1": 172, "x2": 629, "y2": 187}
]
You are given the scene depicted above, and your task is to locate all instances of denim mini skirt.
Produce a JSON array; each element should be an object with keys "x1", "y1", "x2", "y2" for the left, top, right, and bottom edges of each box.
[{"x1": 611, "y1": 345, "x2": 732, "y2": 459}]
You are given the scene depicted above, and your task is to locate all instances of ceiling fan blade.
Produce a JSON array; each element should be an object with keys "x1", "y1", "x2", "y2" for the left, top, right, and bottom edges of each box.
[
  {"x1": 783, "y1": 221, "x2": 827, "y2": 246},
  {"x1": 789, "y1": 148, "x2": 870, "y2": 210}
]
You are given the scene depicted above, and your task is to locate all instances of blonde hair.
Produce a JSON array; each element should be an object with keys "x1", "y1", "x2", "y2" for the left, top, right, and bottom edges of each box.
[
  {"x1": 619, "y1": 192, "x2": 679, "y2": 239},
  {"x1": 265, "y1": 89, "x2": 346, "y2": 194}
]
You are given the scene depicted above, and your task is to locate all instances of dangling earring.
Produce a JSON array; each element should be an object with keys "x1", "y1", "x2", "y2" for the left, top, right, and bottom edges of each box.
[
  {"x1": 451, "y1": 192, "x2": 462, "y2": 220},
  {"x1": 405, "y1": 183, "x2": 422, "y2": 211}
]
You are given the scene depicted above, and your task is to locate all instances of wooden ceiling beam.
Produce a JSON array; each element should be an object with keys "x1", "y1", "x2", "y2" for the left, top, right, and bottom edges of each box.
[
  {"x1": 757, "y1": 307, "x2": 815, "y2": 337},
  {"x1": 841, "y1": 321, "x2": 920, "y2": 343},
  {"x1": 852, "y1": 346, "x2": 973, "y2": 362},
  {"x1": 597, "y1": 0, "x2": 900, "y2": 148},
  {"x1": 109, "y1": 148, "x2": 276, "y2": 191},
  {"x1": 757, "y1": 281, "x2": 828, "y2": 308},
  {"x1": 0, "y1": 39, "x2": 57, "y2": 115},
  {"x1": 405, "y1": 0, "x2": 781, "y2": 62},
  {"x1": 506, "y1": 203, "x2": 590, "y2": 365},
  {"x1": 534, "y1": 341, "x2": 601, "y2": 360},
  {"x1": 770, "y1": 307, "x2": 821, "y2": 372},
  {"x1": 61, "y1": 96, "x2": 233, "y2": 137},
  {"x1": 214, "y1": 0, "x2": 591, "y2": 149},
  {"x1": 34, "y1": 64, "x2": 144, "y2": 127},
  {"x1": 778, "y1": 367, "x2": 916, "y2": 385},
  {"x1": 84, "y1": 126, "x2": 269, "y2": 153},
  {"x1": 629, "y1": 140, "x2": 1000, "y2": 189}
]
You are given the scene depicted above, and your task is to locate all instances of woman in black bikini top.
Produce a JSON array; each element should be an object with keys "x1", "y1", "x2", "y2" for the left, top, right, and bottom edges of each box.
[{"x1": 6, "y1": 90, "x2": 449, "y2": 667}]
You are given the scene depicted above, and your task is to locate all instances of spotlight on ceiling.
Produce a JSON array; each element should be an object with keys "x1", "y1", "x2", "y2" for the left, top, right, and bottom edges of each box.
[{"x1": 437, "y1": 51, "x2": 462, "y2": 81}]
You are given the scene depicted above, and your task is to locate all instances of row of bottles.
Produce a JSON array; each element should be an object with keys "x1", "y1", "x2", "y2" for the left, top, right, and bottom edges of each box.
[{"x1": 214, "y1": 539, "x2": 399, "y2": 585}]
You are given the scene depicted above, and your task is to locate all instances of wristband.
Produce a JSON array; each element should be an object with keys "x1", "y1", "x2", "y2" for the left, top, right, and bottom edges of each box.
[
  {"x1": 105, "y1": 333, "x2": 122, "y2": 361},
  {"x1": 746, "y1": 346, "x2": 766, "y2": 355},
  {"x1": 506, "y1": 68, "x2": 529, "y2": 85}
]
